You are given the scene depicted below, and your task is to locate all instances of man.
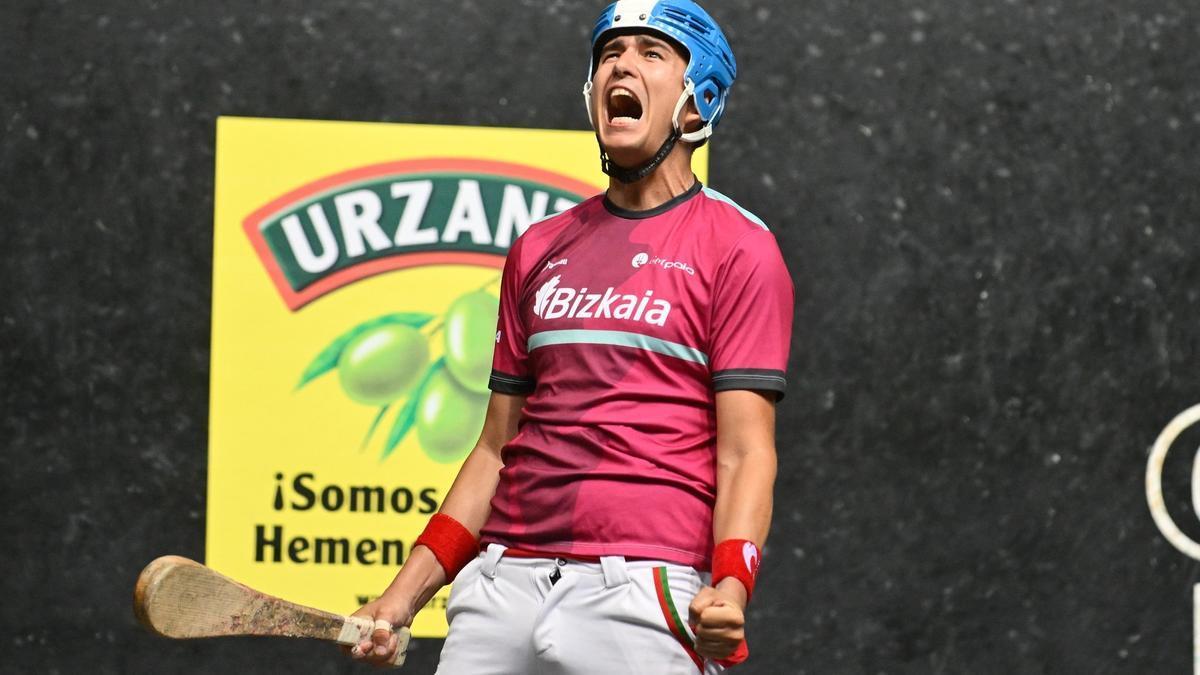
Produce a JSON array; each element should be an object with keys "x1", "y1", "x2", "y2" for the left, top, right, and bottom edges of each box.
[{"x1": 350, "y1": 1, "x2": 793, "y2": 672}]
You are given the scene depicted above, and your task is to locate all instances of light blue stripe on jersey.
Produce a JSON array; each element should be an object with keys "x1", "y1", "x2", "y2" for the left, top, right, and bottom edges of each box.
[
  {"x1": 527, "y1": 329, "x2": 710, "y2": 365},
  {"x1": 701, "y1": 187, "x2": 769, "y2": 230}
]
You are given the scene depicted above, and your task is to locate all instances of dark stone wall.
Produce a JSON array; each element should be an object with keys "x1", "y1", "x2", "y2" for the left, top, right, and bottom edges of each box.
[{"x1": 2, "y1": 1, "x2": 1198, "y2": 673}]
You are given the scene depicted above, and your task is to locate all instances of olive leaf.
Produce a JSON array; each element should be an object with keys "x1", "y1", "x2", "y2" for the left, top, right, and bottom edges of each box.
[
  {"x1": 360, "y1": 404, "x2": 390, "y2": 450},
  {"x1": 295, "y1": 312, "x2": 434, "y2": 390},
  {"x1": 381, "y1": 358, "x2": 445, "y2": 460}
]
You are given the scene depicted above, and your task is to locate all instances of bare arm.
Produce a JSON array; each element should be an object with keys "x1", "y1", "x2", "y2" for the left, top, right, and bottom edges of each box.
[
  {"x1": 691, "y1": 389, "x2": 778, "y2": 659},
  {"x1": 711, "y1": 389, "x2": 777, "y2": 599},
  {"x1": 350, "y1": 391, "x2": 524, "y2": 662}
]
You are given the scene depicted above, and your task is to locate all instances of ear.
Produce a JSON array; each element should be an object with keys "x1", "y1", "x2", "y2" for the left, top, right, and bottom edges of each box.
[{"x1": 678, "y1": 95, "x2": 704, "y2": 135}]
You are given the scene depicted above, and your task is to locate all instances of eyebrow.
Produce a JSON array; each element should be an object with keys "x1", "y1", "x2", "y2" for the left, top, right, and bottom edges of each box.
[{"x1": 601, "y1": 34, "x2": 674, "y2": 53}]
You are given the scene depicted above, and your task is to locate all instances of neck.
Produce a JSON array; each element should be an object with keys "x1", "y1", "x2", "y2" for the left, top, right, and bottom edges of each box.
[{"x1": 604, "y1": 144, "x2": 696, "y2": 212}]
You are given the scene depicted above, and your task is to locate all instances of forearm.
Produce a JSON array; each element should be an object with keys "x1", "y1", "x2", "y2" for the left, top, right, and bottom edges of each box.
[
  {"x1": 710, "y1": 389, "x2": 778, "y2": 606},
  {"x1": 711, "y1": 444, "x2": 776, "y2": 606},
  {"x1": 376, "y1": 393, "x2": 521, "y2": 612},
  {"x1": 712, "y1": 445, "x2": 777, "y2": 547},
  {"x1": 376, "y1": 445, "x2": 504, "y2": 611}
]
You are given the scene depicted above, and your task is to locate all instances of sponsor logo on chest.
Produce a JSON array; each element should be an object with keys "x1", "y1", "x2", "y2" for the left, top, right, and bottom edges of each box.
[
  {"x1": 632, "y1": 252, "x2": 694, "y2": 275},
  {"x1": 533, "y1": 274, "x2": 672, "y2": 327}
]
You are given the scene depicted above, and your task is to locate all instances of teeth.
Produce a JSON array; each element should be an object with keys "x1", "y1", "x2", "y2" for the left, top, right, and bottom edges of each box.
[{"x1": 607, "y1": 87, "x2": 641, "y2": 125}]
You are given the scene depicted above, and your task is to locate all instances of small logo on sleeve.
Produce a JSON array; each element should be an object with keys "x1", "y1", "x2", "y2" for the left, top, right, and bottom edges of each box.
[{"x1": 546, "y1": 258, "x2": 569, "y2": 270}]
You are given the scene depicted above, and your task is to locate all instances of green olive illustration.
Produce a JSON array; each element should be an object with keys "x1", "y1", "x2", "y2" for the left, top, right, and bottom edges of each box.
[
  {"x1": 416, "y1": 369, "x2": 489, "y2": 463},
  {"x1": 337, "y1": 324, "x2": 430, "y2": 405},
  {"x1": 443, "y1": 291, "x2": 499, "y2": 394}
]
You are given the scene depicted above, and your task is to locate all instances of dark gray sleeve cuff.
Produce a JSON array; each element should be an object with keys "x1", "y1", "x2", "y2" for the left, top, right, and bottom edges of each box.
[
  {"x1": 712, "y1": 368, "x2": 787, "y2": 400},
  {"x1": 489, "y1": 370, "x2": 536, "y2": 395}
]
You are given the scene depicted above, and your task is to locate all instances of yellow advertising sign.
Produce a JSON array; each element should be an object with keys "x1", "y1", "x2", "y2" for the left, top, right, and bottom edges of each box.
[{"x1": 207, "y1": 116, "x2": 708, "y2": 637}]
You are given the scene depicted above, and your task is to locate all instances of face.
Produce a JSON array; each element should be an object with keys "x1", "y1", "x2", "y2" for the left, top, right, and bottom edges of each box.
[{"x1": 590, "y1": 33, "x2": 700, "y2": 165}]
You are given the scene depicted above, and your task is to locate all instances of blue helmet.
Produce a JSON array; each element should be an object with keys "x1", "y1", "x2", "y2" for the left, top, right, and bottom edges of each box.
[{"x1": 583, "y1": 0, "x2": 737, "y2": 142}]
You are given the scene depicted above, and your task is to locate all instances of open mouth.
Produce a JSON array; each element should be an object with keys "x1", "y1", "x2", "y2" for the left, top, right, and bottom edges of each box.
[{"x1": 607, "y1": 87, "x2": 643, "y2": 125}]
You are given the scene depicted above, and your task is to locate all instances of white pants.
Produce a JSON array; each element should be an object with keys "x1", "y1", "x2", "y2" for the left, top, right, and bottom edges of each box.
[{"x1": 435, "y1": 544, "x2": 725, "y2": 675}]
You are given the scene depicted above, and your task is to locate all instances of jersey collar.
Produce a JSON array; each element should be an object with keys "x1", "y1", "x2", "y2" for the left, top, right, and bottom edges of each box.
[{"x1": 602, "y1": 180, "x2": 702, "y2": 220}]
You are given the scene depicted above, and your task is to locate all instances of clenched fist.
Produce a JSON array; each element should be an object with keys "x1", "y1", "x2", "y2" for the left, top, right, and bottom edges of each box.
[{"x1": 688, "y1": 579, "x2": 748, "y2": 661}]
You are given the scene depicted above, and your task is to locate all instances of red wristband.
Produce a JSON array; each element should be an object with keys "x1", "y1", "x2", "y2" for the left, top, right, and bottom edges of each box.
[
  {"x1": 715, "y1": 639, "x2": 750, "y2": 667},
  {"x1": 711, "y1": 539, "x2": 760, "y2": 600},
  {"x1": 413, "y1": 513, "x2": 479, "y2": 582}
]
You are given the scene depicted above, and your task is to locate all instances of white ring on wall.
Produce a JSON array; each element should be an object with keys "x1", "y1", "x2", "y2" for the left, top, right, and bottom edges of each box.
[{"x1": 1146, "y1": 404, "x2": 1200, "y2": 560}]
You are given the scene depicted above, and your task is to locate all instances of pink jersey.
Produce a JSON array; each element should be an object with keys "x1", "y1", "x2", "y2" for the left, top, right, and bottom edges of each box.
[{"x1": 482, "y1": 182, "x2": 794, "y2": 569}]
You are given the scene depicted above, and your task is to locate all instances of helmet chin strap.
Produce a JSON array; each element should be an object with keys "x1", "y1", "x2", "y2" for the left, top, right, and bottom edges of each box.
[
  {"x1": 598, "y1": 128, "x2": 680, "y2": 184},
  {"x1": 592, "y1": 80, "x2": 714, "y2": 184}
]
